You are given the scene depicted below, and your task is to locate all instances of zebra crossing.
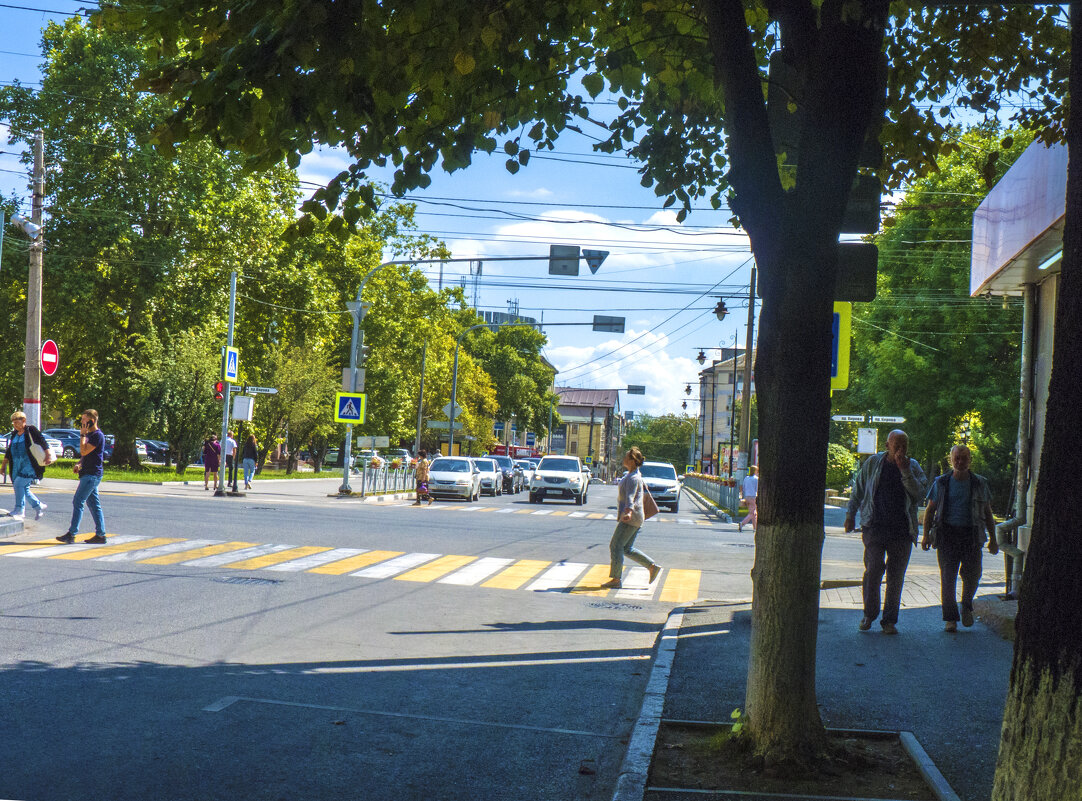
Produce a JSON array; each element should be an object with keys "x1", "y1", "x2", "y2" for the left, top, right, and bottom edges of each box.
[
  {"x1": 0, "y1": 535, "x2": 702, "y2": 603},
  {"x1": 389, "y1": 502, "x2": 720, "y2": 525}
]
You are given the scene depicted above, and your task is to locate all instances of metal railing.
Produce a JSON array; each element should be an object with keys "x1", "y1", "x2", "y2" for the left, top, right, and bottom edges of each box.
[
  {"x1": 682, "y1": 475, "x2": 740, "y2": 515},
  {"x1": 354, "y1": 465, "x2": 416, "y2": 497}
]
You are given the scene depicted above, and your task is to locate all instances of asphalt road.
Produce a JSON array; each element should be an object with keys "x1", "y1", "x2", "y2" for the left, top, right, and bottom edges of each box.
[{"x1": 0, "y1": 477, "x2": 933, "y2": 801}]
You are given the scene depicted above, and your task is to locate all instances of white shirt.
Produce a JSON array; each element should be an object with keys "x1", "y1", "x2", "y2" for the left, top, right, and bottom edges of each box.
[
  {"x1": 741, "y1": 474, "x2": 758, "y2": 499},
  {"x1": 224, "y1": 436, "x2": 237, "y2": 458}
]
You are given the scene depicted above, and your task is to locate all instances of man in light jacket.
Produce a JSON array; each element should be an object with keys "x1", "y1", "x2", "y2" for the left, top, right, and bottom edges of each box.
[{"x1": 845, "y1": 429, "x2": 927, "y2": 634}]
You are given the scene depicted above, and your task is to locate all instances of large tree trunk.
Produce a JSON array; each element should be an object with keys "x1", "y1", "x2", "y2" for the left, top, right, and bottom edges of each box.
[{"x1": 992, "y1": 5, "x2": 1082, "y2": 797}]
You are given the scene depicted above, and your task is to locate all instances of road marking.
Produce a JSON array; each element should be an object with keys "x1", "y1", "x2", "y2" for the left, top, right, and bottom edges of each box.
[
  {"x1": 0, "y1": 539, "x2": 83, "y2": 555},
  {"x1": 7, "y1": 535, "x2": 145, "y2": 559},
  {"x1": 531, "y1": 509, "x2": 553, "y2": 516},
  {"x1": 615, "y1": 567, "x2": 658, "y2": 600},
  {"x1": 264, "y1": 548, "x2": 369, "y2": 572},
  {"x1": 587, "y1": 513, "x2": 605, "y2": 519},
  {"x1": 526, "y1": 562, "x2": 589, "y2": 592},
  {"x1": 183, "y1": 543, "x2": 296, "y2": 567},
  {"x1": 225, "y1": 546, "x2": 334, "y2": 570},
  {"x1": 352, "y1": 552, "x2": 440, "y2": 579},
  {"x1": 570, "y1": 564, "x2": 615, "y2": 596},
  {"x1": 96, "y1": 538, "x2": 223, "y2": 562},
  {"x1": 395, "y1": 554, "x2": 477, "y2": 582},
  {"x1": 474, "y1": 507, "x2": 498, "y2": 513},
  {"x1": 49, "y1": 537, "x2": 183, "y2": 561},
  {"x1": 139, "y1": 541, "x2": 258, "y2": 565},
  {"x1": 568, "y1": 512, "x2": 587, "y2": 518},
  {"x1": 660, "y1": 568, "x2": 701, "y2": 603},
  {"x1": 482, "y1": 559, "x2": 550, "y2": 589},
  {"x1": 549, "y1": 510, "x2": 571, "y2": 517},
  {"x1": 438, "y1": 557, "x2": 515, "y2": 586},
  {"x1": 678, "y1": 519, "x2": 694, "y2": 525},
  {"x1": 495, "y1": 508, "x2": 517, "y2": 514},
  {"x1": 604, "y1": 514, "x2": 617, "y2": 520},
  {"x1": 308, "y1": 550, "x2": 401, "y2": 575}
]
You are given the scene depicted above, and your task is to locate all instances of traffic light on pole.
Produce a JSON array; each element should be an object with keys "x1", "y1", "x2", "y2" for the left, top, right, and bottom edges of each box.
[
  {"x1": 358, "y1": 344, "x2": 370, "y2": 366},
  {"x1": 214, "y1": 381, "x2": 224, "y2": 401}
]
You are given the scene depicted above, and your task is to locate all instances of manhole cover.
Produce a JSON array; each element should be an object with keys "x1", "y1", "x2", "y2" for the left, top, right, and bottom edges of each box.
[
  {"x1": 586, "y1": 601, "x2": 643, "y2": 611},
  {"x1": 212, "y1": 576, "x2": 283, "y2": 586}
]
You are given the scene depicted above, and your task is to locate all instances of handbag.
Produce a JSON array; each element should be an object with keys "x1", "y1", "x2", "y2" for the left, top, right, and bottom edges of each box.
[
  {"x1": 28, "y1": 442, "x2": 47, "y2": 466},
  {"x1": 643, "y1": 488, "x2": 660, "y2": 520}
]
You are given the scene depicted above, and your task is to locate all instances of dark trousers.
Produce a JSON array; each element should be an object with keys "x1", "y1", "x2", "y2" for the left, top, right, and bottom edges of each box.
[
  {"x1": 937, "y1": 526, "x2": 983, "y2": 621},
  {"x1": 862, "y1": 528, "x2": 913, "y2": 625}
]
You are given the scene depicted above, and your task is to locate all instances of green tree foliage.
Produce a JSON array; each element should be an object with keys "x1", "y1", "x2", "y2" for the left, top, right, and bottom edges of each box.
[
  {"x1": 105, "y1": 0, "x2": 1069, "y2": 769},
  {"x1": 623, "y1": 413, "x2": 696, "y2": 468},
  {"x1": 840, "y1": 126, "x2": 1030, "y2": 509},
  {"x1": 824, "y1": 443, "x2": 856, "y2": 490}
]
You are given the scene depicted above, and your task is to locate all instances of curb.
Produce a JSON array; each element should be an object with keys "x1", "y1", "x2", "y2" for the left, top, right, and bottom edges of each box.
[
  {"x1": 0, "y1": 517, "x2": 25, "y2": 538},
  {"x1": 683, "y1": 487, "x2": 731, "y2": 523},
  {"x1": 612, "y1": 605, "x2": 686, "y2": 801}
]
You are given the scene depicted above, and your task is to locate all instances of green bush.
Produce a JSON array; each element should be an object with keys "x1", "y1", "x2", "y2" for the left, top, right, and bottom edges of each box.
[{"x1": 826, "y1": 443, "x2": 857, "y2": 490}]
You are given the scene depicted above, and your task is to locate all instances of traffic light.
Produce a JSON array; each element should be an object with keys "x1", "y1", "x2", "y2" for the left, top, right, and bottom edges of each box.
[
  {"x1": 214, "y1": 381, "x2": 224, "y2": 401},
  {"x1": 358, "y1": 345, "x2": 371, "y2": 366}
]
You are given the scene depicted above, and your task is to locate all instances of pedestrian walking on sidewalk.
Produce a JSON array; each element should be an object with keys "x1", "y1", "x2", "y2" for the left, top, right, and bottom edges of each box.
[
  {"x1": 921, "y1": 444, "x2": 999, "y2": 632},
  {"x1": 413, "y1": 449, "x2": 432, "y2": 505},
  {"x1": 845, "y1": 429, "x2": 927, "y2": 634},
  {"x1": 241, "y1": 434, "x2": 258, "y2": 490},
  {"x1": 202, "y1": 433, "x2": 221, "y2": 490},
  {"x1": 602, "y1": 446, "x2": 661, "y2": 589},
  {"x1": 739, "y1": 465, "x2": 758, "y2": 532},
  {"x1": 3, "y1": 411, "x2": 51, "y2": 521},
  {"x1": 56, "y1": 409, "x2": 107, "y2": 544}
]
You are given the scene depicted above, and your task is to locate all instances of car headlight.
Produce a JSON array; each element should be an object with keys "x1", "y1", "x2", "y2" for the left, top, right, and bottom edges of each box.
[{"x1": 454, "y1": 478, "x2": 469, "y2": 485}]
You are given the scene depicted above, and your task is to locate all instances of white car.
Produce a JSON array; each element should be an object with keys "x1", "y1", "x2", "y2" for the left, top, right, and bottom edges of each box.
[
  {"x1": 529, "y1": 455, "x2": 589, "y2": 505},
  {"x1": 515, "y1": 459, "x2": 535, "y2": 486},
  {"x1": 473, "y1": 457, "x2": 502, "y2": 496},
  {"x1": 44, "y1": 437, "x2": 64, "y2": 461},
  {"x1": 641, "y1": 461, "x2": 681, "y2": 512},
  {"x1": 427, "y1": 456, "x2": 481, "y2": 501}
]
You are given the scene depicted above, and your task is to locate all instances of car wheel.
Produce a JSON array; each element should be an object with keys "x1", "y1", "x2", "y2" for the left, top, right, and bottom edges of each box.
[
  {"x1": 63, "y1": 446, "x2": 75, "y2": 458},
  {"x1": 575, "y1": 493, "x2": 584, "y2": 506}
]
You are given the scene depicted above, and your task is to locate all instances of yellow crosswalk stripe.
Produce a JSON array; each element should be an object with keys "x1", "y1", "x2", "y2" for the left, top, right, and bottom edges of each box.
[
  {"x1": 570, "y1": 564, "x2": 613, "y2": 596},
  {"x1": 549, "y1": 510, "x2": 571, "y2": 517},
  {"x1": 0, "y1": 540, "x2": 68, "y2": 555},
  {"x1": 475, "y1": 507, "x2": 498, "y2": 513},
  {"x1": 395, "y1": 555, "x2": 477, "y2": 582},
  {"x1": 307, "y1": 550, "x2": 402, "y2": 575},
  {"x1": 514, "y1": 509, "x2": 534, "y2": 514},
  {"x1": 139, "y1": 541, "x2": 258, "y2": 565},
  {"x1": 659, "y1": 568, "x2": 701, "y2": 603},
  {"x1": 50, "y1": 537, "x2": 183, "y2": 561},
  {"x1": 587, "y1": 513, "x2": 605, "y2": 519},
  {"x1": 224, "y1": 546, "x2": 332, "y2": 570},
  {"x1": 482, "y1": 559, "x2": 550, "y2": 589}
]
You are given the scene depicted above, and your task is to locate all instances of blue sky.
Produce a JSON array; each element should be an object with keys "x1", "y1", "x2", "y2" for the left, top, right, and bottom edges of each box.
[{"x1": 1, "y1": 2, "x2": 757, "y2": 417}]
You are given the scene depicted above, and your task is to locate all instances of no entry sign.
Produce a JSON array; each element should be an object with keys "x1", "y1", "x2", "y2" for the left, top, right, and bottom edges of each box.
[{"x1": 40, "y1": 339, "x2": 59, "y2": 376}]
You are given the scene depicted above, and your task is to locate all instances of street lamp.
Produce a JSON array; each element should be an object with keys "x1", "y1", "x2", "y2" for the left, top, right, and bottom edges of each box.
[{"x1": 713, "y1": 300, "x2": 729, "y2": 322}]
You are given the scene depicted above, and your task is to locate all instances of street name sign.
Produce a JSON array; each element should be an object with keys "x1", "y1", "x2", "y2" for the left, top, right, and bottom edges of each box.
[
  {"x1": 222, "y1": 346, "x2": 240, "y2": 382},
  {"x1": 428, "y1": 421, "x2": 464, "y2": 431},
  {"x1": 832, "y1": 414, "x2": 865, "y2": 422},
  {"x1": 871, "y1": 415, "x2": 906, "y2": 424},
  {"x1": 244, "y1": 386, "x2": 278, "y2": 395},
  {"x1": 334, "y1": 392, "x2": 366, "y2": 424},
  {"x1": 357, "y1": 435, "x2": 390, "y2": 448},
  {"x1": 40, "y1": 339, "x2": 59, "y2": 376},
  {"x1": 626, "y1": 385, "x2": 646, "y2": 395}
]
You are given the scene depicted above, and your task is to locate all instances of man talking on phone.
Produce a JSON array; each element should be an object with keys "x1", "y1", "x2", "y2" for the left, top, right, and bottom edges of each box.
[{"x1": 56, "y1": 409, "x2": 108, "y2": 544}]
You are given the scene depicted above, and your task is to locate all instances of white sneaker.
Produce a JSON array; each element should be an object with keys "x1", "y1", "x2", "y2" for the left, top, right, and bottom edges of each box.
[
  {"x1": 35, "y1": 504, "x2": 47, "y2": 520},
  {"x1": 9, "y1": 512, "x2": 25, "y2": 521}
]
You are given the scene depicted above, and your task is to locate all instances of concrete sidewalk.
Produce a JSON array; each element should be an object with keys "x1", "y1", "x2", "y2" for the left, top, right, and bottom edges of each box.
[{"x1": 653, "y1": 574, "x2": 1015, "y2": 801}]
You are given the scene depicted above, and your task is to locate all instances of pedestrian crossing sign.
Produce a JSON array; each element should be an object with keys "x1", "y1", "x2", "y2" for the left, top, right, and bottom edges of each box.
[
  {"x1": 222, "y1": 346, "x2": 240, "y2": 382},
  {"x1": 334, "y1": 392, "x2": 367, "y2": 424}
]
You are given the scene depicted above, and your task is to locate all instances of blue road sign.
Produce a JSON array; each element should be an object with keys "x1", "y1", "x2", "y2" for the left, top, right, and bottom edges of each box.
[
  {"x1": 223, "y1": 346, "x2": 240, "y2": 382},
  {"x1": 526, "y1": 432, "x2": 536, "y2": 447},
  {"x1": 334, "y1": 392, "x2": 367, "y2": 424}
]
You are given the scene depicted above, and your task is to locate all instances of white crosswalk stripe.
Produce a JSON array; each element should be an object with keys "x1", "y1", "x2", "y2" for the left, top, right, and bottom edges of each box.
[
  {"x1": 526, "y1": 562, "x2": 589, "y2": 592},
  {"x1": 615, "y1": 567, "x2": 658, "y2": 600},
  {"x1": 181, "y1": 543, "x2": 295, "y2": 567},
  {"x1": 263, "y1": 548, "x2": 370, "y2": 572},
  {"x1": 6, "y1": 535, "x2": 147, "y2": 558},
  {"x1": 351, "y1": 552, "x2": 440, "y2": 578},
  {"x1": 438, "y1": 557, "x2": 516, "y2": 586},
  {"x1": 495, "y1": 508, "x2": 517, "y2": 514},
  {"x1": 568, "y1": 512, "x2": 588, "y2": 518},
  {"x1": 678, "y1": 519, "x2": 695, "y2": 525},
  {"x1": 604, "y1": 514, "x2": 617, "y2": 520},
  {"x1": 531, "y1": 509, "x2": 553, "y2": 516},
  {"x1": 96, "y1": 539, "x2": 223, "y2": 562}
]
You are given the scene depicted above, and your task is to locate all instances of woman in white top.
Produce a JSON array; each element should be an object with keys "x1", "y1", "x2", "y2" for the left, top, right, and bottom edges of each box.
[{"x1": 602, "y1": 446, "x2": 662, "y2": 589}]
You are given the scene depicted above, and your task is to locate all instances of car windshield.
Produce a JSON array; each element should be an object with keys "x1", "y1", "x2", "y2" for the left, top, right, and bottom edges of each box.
[
  {"x1": 538, "y1": 458, "x2": 579, "y2": 472},
  {"x1": 515, "y1": 461, "x2": 531, "y2": 469},
  {"x1": 431, "y1": 459, "x2": 470, "y2": 473},
  {"x1": 493, "y1": 456, "x2": 513, "y2": 469},
  {"x1": 641, "y1": 464, "x2": 678, "y2": 480},
  {"x1": 475, "y1": 459, "x2": 497, "y2": 472}
]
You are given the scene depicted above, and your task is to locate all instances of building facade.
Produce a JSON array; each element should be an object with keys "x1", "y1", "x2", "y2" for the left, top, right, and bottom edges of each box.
[
  {"x1": 550, "y1": 387, "x2": 622, "y2": 478},
  {"x1": 694, "y1": 348, "x2": 755, "y2": 475}
]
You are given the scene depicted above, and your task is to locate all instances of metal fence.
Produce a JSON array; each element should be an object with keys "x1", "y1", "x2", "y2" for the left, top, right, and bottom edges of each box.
[
  {"x1": 355, "y1": 465, "x2": 416, "y2": 497},
  {"x1": 682, "y1": 475, "x2": 740, "y2": 515}
]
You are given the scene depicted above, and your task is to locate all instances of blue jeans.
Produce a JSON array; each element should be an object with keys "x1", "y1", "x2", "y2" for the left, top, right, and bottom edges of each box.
[
  {"x1": 12, "y1": 475, "x2": 43, "y2": 514},
  {"x1": 68, "y1": 474, "x2": 105, "y2": 536},
  {"x1": 609, "y1": 522, "x2": 655, "y2": 579},
  {"x1": 242, "y1": 458, "x2": 256, "y2": 485}
]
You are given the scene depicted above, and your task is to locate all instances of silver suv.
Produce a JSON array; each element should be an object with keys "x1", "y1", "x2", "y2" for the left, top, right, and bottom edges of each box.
[{"x1": 528, "y1": 455, "x2": 589, "y2": 505}]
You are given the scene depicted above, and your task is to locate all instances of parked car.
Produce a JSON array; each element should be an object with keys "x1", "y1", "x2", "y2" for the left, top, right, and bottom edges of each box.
[
  {"x1": 427, "y1": 456, "x2": 481, "y2": 501},
  {"x1": 492, "y1": 455, "x2": 523, "y2": 493},
  {"x1": 514, "y1": 459, "x2": 535, "y2": 486},
  {"x1": 0, "y1": 434, "x2": 62, "y2": 462},
  {"x1": 384, "y1": 448, "x2": 412, "y2": 466},
  {"x1": 139, "y1": 439, "x2": 169, "y2": 462},
  {"x1": 641, "y1": 461, "x2": 681, "y2": 512},
  {"x1": 528, "y1": 455, "x2": 589, "y2": 505},
  {"x1": 43, "y1": 428, "x2": 81, "y2": 458},
  {"x1": 473, "y1": 457, "x2": 503, "y2": 496},
  {"x1": 355, "y1": 449, "x2": 384, "y2": 468}
]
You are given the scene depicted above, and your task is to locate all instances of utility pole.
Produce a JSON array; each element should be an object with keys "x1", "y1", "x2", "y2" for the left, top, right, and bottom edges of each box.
[
  {"x1": 737, "y1": 266, "x2": 757, "y2": 478},
  {"x1": 215, "y1": 271, "x2": 237, "y2": 497},
  {"x1": 22, "y1": 130, "x2": 44, "y2": 430},
  {"x1": 413, "y1": 340, "x2": 427, "y2": 456}
]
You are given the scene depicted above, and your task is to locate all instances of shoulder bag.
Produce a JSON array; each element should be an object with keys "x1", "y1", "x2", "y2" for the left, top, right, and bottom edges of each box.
[{"x1": 643, "y1": 487, "x2": 660, "y2": 520}]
